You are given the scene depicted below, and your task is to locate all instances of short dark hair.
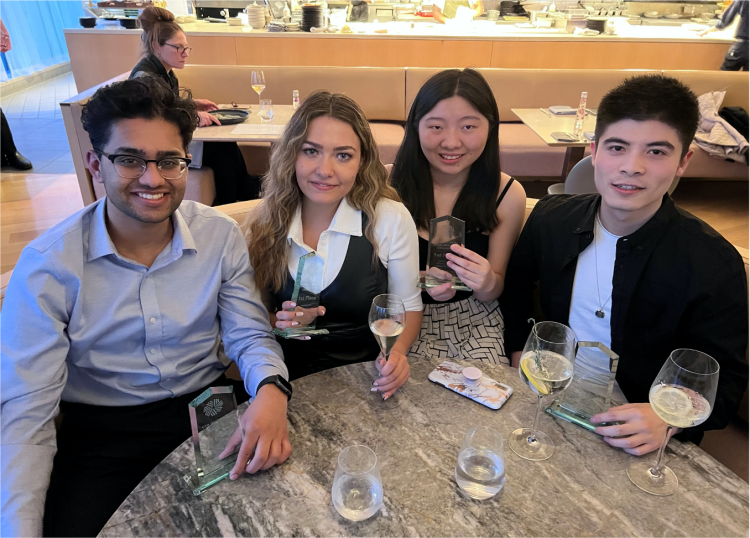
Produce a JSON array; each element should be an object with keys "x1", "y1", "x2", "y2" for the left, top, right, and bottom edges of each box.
[
  {"x1": 81, "y1": 77, "x2": 197, "y2": 153},
  {"x1": 391, "y1": 68, "x2": 501, "y2": 233},
  {"x1": 595, "y1": 74, "x2": 699, "y2": 158}
]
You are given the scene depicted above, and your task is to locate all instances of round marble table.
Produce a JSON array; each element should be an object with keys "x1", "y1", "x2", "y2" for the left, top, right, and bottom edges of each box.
[{"x1": 100, "y1": 359, "x2": 749, "y2": 537}]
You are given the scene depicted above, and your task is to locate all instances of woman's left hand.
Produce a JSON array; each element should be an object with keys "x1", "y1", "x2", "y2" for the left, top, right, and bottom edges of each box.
[
  {"x1": 372, "y1": 350, "x2": 410, "y2": 400},
  {"x1": 194, "y1": 98, "x2": 219, "y2": 112},
  {"x1": 445, "y1": 244, "x2": 496, "y2": 295}
]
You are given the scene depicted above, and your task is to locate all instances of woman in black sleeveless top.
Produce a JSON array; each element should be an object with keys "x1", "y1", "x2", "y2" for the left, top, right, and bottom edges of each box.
[
  {"x1": 246, "y1": 91, "x2": 422, "y2": 400},
  {"x1": 391, "y1": 69, "x2": 526, "y2": 365}
]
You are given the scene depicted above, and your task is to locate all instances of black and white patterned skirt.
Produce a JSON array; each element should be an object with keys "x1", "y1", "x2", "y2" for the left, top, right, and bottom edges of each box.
[{"x1": 409, "y1": 296, "x2": 508, "y2": 365}]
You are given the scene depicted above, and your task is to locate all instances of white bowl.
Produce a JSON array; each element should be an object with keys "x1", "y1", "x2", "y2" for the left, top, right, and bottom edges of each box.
[{"x1": 226, "y1": 17, "x2": 243, "y2": 25}]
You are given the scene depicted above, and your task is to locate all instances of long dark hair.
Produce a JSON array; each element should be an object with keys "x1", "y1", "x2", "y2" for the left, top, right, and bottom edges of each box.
[{"x1": 391, "y1": 68, "x2": 500, "y2": 233}]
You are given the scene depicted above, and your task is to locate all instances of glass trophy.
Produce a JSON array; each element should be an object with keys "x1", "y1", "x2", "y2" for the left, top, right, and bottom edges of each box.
[
  {"x1": 546, "y1": 341, "x2": 624, "y2": 432},
  {"x1": 417, "y1": 215, "x2": 471, "y2": 291},
  {"x1": 187, "y1": 386, "x2": 241, "y2": 496},
  {"x1": 272, "y1": 252, "x2": 329, "y2": 339}
]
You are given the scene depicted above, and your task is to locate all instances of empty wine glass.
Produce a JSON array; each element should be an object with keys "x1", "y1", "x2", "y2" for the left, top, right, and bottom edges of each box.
[
  {"x1": 627, "y1": 349, "x2": 719, "y2": 496},
  {"x1": 509, "y1": 321, "x2": 576, "y2": 461},
  {"x1": 332, "y1": 445, "x2": 383, "y2": 521},
  {"x1": 259, "y1": 99, "x2": 274, "y2": 122},
  {"x1": 368, "y1": 294, "x2": 406, "y2": 410},
  {"x1": 251, "y1": 70, "x2": 266, "y2": 108}
]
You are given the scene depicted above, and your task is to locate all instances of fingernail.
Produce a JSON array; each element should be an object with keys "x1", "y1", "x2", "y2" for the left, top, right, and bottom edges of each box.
[
  {"x1": 290, "y1": 302, "x2": 296, "y2": 307},
  {"x1": 230, "y1": 473, "x2": 238, "y2": 480},
  {"x1": 304, "y1": 336, "x2": 311, "y2": 340},
  {"x1": 383, "y1": 394, "x2": 389, "y2": 400},
  {"x1": 373, "y1": 381, "x2": 378, "y2": 386},
  {"x1": 296, "y1": 312, "x2": 304, "y2": 317},
  {"x1": 292, "y1": 321, "x2": 299, "y2": 326},
  {"x1": 371, "y1": 387, "x2": 378, "y2": 392},
  {"x1": 321, "y1": 308, "x2": 326, "y2": 314}
]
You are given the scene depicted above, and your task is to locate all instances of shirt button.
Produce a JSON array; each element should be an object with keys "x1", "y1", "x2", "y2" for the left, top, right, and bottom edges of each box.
[
  {"x1": 150, "y1": 348, "x2": 157, "y2": 354},
  {"x1": 150, "y1": 318, "x2": 157, "y2": 324}
]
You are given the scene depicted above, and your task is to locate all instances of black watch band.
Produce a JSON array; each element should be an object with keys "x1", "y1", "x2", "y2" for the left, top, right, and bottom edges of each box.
[{"x1": 257, "y1": 375, "x2": 293, "y2": 401}]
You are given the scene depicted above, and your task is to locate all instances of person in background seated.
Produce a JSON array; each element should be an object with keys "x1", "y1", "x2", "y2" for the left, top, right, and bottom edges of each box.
[
  {"x1": 0, "y1": 78, "x2": 292, "y2": 538},
  {"x1": 245, "y1": 91, "x2": 422, "y2": 400},
  {"x1": 390, "y1": 68, "x2": 526, "y2": 365},
  {"x1": 132, "y1": 6, "x2": 261, "y2": 204},
  {"x1": 0, "y1": 19, "x2": 32, "y2": 170},
  {"x1": 501, "y1": 74, "x2": 748, "y2": 455}
]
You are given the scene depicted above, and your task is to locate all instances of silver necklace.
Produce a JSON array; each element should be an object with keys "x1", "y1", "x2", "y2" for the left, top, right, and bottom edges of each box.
[{"x1": 593, "y1": 215, "x2": 613, "y2": 319}]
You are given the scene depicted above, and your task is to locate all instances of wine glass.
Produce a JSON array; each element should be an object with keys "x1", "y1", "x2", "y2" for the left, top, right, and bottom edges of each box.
[
  {"x1": 509, "y1": 321, "x2": 576, "y2": 461},
  {"x1": 368, "y1": 294, "x2": 406, "y2": 410},
  {"x1": 627, "y1": 349, "x2": 719, "y2": 496},
  {"x1": 332, "y1": 445, "x2": 383, "y2": 521},
  {"x1": 251, "y1": 70, "x2": 266, "y2": 109}
]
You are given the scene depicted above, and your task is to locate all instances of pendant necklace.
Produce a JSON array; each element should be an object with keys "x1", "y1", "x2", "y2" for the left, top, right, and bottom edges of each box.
[{"x1": 593, "y1": 215, "x2": 613, "y2": 319}]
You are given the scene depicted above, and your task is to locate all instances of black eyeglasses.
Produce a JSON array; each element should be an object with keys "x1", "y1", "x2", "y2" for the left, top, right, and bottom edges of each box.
[
  {"x1": 163, "y1": 43, "x2": 192, "y2": 56},
  {"x1": 99, "y1": 153, "x2": 191, "y2": 180}
]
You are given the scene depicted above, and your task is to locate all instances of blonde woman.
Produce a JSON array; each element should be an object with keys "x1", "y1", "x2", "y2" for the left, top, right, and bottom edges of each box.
[{"x1": 247, "y1": 91, "x2": 422, "y2": 400}]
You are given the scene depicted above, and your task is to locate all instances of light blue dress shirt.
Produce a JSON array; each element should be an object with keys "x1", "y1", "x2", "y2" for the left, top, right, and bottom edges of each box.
[{"x1": 0, "y1": 199, "x2": 287, "y2": 537}]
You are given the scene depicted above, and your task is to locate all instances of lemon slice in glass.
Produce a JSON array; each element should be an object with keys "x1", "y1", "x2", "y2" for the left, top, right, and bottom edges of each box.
[{"x1": 521, "y1": 357, "x2": 549, "y2": 395}]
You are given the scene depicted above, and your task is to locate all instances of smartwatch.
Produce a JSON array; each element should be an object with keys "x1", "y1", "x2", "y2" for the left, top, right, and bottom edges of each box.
[{"x1": 257, "y1": 375, "x2": 293, "y2": 401}]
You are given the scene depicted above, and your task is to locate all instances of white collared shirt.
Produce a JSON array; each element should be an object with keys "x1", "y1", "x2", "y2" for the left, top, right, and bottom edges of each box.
[{"x1": 286, "y1": 197, "x2": 423, "y2": 312}]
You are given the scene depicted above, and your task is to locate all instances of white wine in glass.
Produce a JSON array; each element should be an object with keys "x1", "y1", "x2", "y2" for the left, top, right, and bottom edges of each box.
[
  {"x1": 368, "y1": 294, "x2": 406, "y2": 410},
  {"x1": 627, "y1": 348, "x2": 718, "y2": 496},
  {"x1": 509, "y1": 321, "x2": 576, "y2": 461},
  {"x1": 251, "y1": 70, "x2": 266, "y2": 108}
]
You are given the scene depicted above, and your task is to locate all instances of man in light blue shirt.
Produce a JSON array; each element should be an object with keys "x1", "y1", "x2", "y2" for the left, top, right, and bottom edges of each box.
[{"x1": 1, "y1": 78, "x2": 293, "y2": 537}]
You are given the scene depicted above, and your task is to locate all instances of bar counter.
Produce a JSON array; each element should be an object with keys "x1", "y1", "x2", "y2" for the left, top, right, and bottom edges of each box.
[{"x1": 64, "y1": 18, "x2": 735, "y2": 91}]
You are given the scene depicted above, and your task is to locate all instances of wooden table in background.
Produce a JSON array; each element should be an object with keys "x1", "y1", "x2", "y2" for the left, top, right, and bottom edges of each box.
[{"x1": 512, "y1": 108, "x2": 597, "y2": 181}]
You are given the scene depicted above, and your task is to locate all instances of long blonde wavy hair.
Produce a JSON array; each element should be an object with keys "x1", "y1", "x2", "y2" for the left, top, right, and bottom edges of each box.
[{"x1": 246, "y1": 91, "x2": 400, "y2": 293}]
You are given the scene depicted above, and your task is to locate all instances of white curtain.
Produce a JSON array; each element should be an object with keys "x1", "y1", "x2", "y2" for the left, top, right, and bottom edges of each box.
[{"x1": 0, "y1": 0, "x2": 85, "y2": 80}]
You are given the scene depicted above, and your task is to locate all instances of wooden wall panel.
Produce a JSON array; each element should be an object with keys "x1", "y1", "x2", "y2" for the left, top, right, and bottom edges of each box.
[
  {"x1": 66, "y1": 33, "x2": 141, "y2": 92},
  {"x1": 186, "y1": 36, "x2": 238, "y2": 65},
  {"x1": 490, "y1": 41, "x2": 727, "y2": 70}
]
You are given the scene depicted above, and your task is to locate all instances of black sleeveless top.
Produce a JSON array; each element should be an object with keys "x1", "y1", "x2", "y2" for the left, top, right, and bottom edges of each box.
[
  {"x1": 270, "y1": 215, "x2": 388, "y2": 380},
  {"x1": 129, "y1": 54, "x2": 179, "y2": 95},
  {"x1": 418, "y1": 177, "x2": 516, "y2": 305}
]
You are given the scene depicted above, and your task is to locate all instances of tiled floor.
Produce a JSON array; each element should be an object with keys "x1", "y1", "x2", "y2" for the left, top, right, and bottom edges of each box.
[{"x1": 0, "y1": 72, "x2": 83, "y2": 274}]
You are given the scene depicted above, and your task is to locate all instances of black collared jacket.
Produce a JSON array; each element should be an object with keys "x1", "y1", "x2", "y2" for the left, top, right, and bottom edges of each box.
[
  {"x1": 129, "y1": 54, "x2": 180, "y2": 96},
  {"x1": 500, "y1": 194, "x2": 748, "y2": 443}
]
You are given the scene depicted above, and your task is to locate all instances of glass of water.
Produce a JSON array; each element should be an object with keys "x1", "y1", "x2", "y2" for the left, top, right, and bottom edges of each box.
[
  {"x1": 259, "y1": 99, "x2": 274, "y2": 122},
  {"x1": 455, "y1": 426, "x2": 505, "y2": 500},
  {"x1": 332, "y1": 445, "x2": 383, "y2": 521}
]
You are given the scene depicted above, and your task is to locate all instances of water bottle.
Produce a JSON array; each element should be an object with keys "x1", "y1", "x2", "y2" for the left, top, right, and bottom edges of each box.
[
  {"x1": 573, "y1": 91, "x2": 587, "y2": 139},
  {"x1": 293, "y1": 90, "x2": 300, "y2": 110}
]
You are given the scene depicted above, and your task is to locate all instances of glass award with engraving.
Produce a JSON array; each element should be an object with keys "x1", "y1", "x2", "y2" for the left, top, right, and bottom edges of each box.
[
  {"x1": 187, "y1": 386, "x2": 241, "y2": 496},
  {"x1": 417, "y1": 215, "x2": 471, "y2": 291},
  {"x1": 272, "y1": 252, "x2": 329, "y2": 339},
  {"x1": 546, "y1": 341, "x2": 624, "y2": 432}
]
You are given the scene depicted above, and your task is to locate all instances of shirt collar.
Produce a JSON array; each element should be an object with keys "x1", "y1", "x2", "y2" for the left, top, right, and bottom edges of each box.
[
  {"x1": 286, "y1": 197, "x2": 363, "y2": 247},
  {"x1": 573, "y1": 194, "x2": 677, "y2": 243},
  {"x1": 88, "y1": 199, "x2": 198, "y2": 262}
]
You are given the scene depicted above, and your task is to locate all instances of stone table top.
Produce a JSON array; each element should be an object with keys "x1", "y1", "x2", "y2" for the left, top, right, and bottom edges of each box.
[{"x1": 100, "y1": 358, "x2": 749, "y2": 537}]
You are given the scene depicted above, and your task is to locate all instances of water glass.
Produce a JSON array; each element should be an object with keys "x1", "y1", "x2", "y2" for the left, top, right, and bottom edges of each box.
[
  {"x1": 332, "y1": 445, "x2": 383, "y2": 521},
  {"x1": 455, "y1": 426, "x2": 505, "y2": 500},
  {"x1": 259, "y1": 99, "x2": 274, "y2": 122}
]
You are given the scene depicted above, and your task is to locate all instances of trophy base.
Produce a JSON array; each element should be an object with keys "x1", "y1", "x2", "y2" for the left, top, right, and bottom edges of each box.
[
  {"x1": 187, "y1": 460, "x2": 236, "y2": 496},
  {"x1": 272, "y1": 327, "x2": 329, "y2": 339},
  {"x1": 417, "y1": 275, "x2": 471, "y2": 292}
]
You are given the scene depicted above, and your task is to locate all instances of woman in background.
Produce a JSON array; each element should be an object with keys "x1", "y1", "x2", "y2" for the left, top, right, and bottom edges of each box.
[
  {"x1": 246, "y1": 91, "x2": 422, "y2": 400},
  {"x1": 390, "y1": 68, "x2": 525, "y2": 365},
  {"x1": 132, "y1": 6, "x2": 259, "y2": 204}
]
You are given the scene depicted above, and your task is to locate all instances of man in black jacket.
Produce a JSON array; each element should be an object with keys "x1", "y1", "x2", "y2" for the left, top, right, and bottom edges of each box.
[{"x1": 501, "y1": 74, "x2": 748, "y2": 455}]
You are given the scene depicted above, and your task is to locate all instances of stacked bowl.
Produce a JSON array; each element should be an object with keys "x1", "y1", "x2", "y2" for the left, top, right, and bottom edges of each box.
[{"x1": 246, "y1": 4, "x2": 266, "y2": 28}]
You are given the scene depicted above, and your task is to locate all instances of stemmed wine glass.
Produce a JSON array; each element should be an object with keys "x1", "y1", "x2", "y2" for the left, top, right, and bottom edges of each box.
[
  {"x1": 509, "y1": 321, "x2": 576, "y2": 461},
  {"x1": 251, "y1": 70, "x2": 266, "y2": 111},
  {"x1": 367, "y1": 294, "x2": 406, "y2": 410},
  {"x1": 627, "y1": 349, "x2": 719, "y2": 496}
]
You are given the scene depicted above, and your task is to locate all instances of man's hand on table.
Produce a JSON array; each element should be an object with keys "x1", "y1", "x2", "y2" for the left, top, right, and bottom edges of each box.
[
  {"x1": 373, "y1": 349, "x2": 410, "y2": 400},
  {"x1": 220, "y1": 383, "x2": 292, "y2": 479},
  {"x1": 198, "y1": 110, "x2": 221, "y2": 127},
  {"x1": 591, "y1": 403, "x2": 679, "y2": 456}
]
